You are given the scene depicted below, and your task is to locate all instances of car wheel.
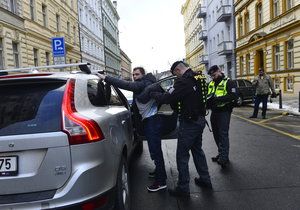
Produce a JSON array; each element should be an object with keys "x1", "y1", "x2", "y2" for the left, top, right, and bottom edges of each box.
[
  {"x1": 236, "y1": 96, "x2": 243, "y2": 106},
  {"x1": 115, "y1": 155, "x2": 130, "y2": 210}
]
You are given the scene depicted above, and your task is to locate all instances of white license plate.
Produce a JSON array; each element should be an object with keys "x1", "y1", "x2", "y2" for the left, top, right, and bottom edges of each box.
[{"x1": 0, "y1": 156, "x2": 18, "y2": 176}]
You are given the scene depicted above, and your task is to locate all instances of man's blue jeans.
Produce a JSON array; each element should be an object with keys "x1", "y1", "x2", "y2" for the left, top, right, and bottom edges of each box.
[
  {"x1": 210, "y1": 111, "x2": 231, "y2": 161},
  {"x1": 253, "y1": 94, "x2": 269, "y2": 117},
  {"x1": 176, "y1": 116, "x2": 211, "y2": 192},
  {"x1": 143, "y1": 115, "x2": 167, "y2": 184}
]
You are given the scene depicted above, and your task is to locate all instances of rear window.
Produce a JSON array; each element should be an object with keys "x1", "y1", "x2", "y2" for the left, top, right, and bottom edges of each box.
[{"x1": 0, "y1": 81, "x2": 66, "y2": 136}]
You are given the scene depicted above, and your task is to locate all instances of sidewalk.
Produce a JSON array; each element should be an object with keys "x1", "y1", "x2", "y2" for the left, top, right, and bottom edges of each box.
[{"x1": 267, "y1": 97, "x2": 300, "y2": 116}]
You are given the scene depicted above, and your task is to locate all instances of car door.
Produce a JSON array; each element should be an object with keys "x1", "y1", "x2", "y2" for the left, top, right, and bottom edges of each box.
[{"x1": 244, "y1": 80, "x2": 255, "y2": 100}]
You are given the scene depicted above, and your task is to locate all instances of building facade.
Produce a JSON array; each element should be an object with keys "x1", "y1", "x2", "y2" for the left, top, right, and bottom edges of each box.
[
  {"x1": 78, "y1": 0, "x2": 105, "y2": 71},
  {"x1": 235, "y1": 0, "x2": 300, "y2": 97},
  {"x1": 120, "y1": 49, "x2": 132, "y2": 80},
  {"x1": 0, "y1": 0, "x2": 25, "y2": 70},
  {"x1": 181, "y1": 0, "x2": 205, "y2": 72},
  {"x1": 102, "y1": 0, "x2": 121, "y2": 77},
  {"x1": 0, "y1": 0, "x2": 81, "y2": 70},
  {"x1": 198, "y1": 0, "x2": 236, "y2": 78}
]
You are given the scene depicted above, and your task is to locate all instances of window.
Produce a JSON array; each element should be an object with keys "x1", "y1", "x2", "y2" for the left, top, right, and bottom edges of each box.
[
  {"x1": 87, "y1": 80, "x2": 107, "y2": 106},
  {"x1": 238, "y1": 17, "x2": 243, "y2": 37},
  {"x1": 273, "y1": 0, "x2": 280, "y2": 17},
  {"x1": 56, "y1": 14, "x2": 60, "y2": 32},
  {"x1": 256, "y1": 3, "x2": 263, "y2": 27},
  {"x1": 286, "y1": 0, "x2": 293, "y2": 10},
  {"x1": 244, "y1": 12, "x2": 250, "y2": 34},
  {"x1": 42, "y1": 4, "x2": 47, "y2": 27},
  {"x1": 246, "y1": 54, "x2": 250, "y2": 74},
  {"x1": 79, "y1": 9, "x2": 82, "y2": 21},
  {"x1": 9, "y1": 0, "x2": 16, "y2": 13},
  {"x1": 286, "y1": 39, "x2": 294, "y2": 69},
  {"x1": 285, "y1": 76, "x2": 293, "y2": 91},
  {"x1": 274, "y1": 78, "x2": 280, "y2": 90},
  {"x1": 30, "y1": 0, "x2": 35, "y2": 20},
  {"x1": 33, "y1": 48, "x2": 38, "y2": 66},
  {"x1": 45, "y1": 52, "x2": 50, "y2": 65},
  {"x1": 12, "y1": 42, "x2": 19, "y2": 68},
  {"x1": 238, "y1": 80, "x2": 246, "y2": 87},
  {"x1": 67, "y1": 22, "x2": 70, "y2": 36},
  {"x1": 108, "y1": 86, "x2": 123, "y2": 106},
  {"x1": 0, "y1": 38, "x2": 3, "y2": 69},
  {"x1": 239, "y1": 56, "x2": 244, "y2": 75},
  {"x1": 273, "y1": 45, "x2": 280, "y2": 70},
  {"x1": 73, "y1": 26, "x2": 76, "y2": 44}
]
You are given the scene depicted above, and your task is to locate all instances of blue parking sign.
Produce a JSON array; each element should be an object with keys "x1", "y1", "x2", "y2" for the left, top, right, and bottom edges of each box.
[{"x1": 52, "y1": 37, "x2": 65, "y2": 57}]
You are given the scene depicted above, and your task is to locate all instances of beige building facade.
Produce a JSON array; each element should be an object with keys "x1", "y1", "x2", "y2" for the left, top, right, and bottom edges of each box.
[
  {"x1": 120, "y1": 49, "x2": 132, "y2": 81},
  {"x1": 235, "y1": 0, "x2": 300, "y2": 97},
  {"x1": 0, "y1": 0, "x2": 81, "y2": 71},
  {"x1": 181, "y1": 0, "x2": 205, "y2": 72}
]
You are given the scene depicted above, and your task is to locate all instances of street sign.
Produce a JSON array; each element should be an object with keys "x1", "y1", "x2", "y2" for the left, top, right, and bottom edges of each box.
[
  {"x1": 52, "y1": 37, "x2": 65, "y2": 65},
  {"x1": 51, "y1": 37, "x2": 65, "y2": 57}
]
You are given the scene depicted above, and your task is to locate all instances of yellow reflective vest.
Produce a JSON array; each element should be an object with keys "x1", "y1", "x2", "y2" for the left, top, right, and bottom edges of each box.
[{"x1": 207, "y1": 78, "x2": 230, "y2": 107}]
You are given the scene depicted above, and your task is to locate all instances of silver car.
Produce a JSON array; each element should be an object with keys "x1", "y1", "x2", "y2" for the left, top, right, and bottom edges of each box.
[{"x1": 0, "y1": 70, "x2": 141, "y2": 210}]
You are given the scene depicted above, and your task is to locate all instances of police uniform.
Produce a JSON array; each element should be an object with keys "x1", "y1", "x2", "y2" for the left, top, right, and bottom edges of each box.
[
  {"x1": 150, "y1": 68, "x2": 211, "y2": 193},
  {"x1": 207, "y1": 74, "x2": 236, "y2": 167}
]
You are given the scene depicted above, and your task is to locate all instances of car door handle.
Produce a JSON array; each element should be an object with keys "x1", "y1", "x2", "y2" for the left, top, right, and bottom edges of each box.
[{"x1": 121, "y1": 120, "x2": 126, "y2": 125}]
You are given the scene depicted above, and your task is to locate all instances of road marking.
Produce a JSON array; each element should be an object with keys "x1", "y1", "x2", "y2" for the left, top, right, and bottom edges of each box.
[
  {"x1": 232, "y1": 114, "x2": 300, "y2": 141},
  {"x1": 258, "y1": 115, "x2": 284, "y2": 124},
  {"x1": 266, "y1": 123, "x2": 300, "y2": 128}
]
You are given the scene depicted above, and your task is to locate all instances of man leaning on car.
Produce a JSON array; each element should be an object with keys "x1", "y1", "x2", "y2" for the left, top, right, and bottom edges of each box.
[{"x1": 97, "y1": 67, "x2": 167, "y2": 192}]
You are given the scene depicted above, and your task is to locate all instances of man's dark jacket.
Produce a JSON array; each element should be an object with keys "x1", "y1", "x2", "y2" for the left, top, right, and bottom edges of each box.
[
  {"x1": 104, "y1": 73, "x2": 157, "y2": 103},
  {"x1": 145, "y1": 69, "x2": 206, "y2": 120}
]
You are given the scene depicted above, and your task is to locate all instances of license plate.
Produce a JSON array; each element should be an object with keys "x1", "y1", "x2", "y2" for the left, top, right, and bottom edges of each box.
[{"x1": 0, "y1": 156, "x2": 18, "y2": 176}]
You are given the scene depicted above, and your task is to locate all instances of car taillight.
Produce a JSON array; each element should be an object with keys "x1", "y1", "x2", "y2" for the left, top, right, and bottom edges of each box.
[
  {"x1": 81, "y1": 195, "x2": 108, "y2": 210},
  {"x1": 62, "y1": 79, "x2": 104, "y2": 145}
]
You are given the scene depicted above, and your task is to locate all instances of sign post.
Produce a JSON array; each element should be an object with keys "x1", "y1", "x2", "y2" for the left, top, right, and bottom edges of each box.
[{"x1": 51, "y1": 37, "x2": 66, "y2": 65}]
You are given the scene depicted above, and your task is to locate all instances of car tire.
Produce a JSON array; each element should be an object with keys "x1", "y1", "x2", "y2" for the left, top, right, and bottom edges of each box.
[
  {"x1": 114, "y1": 155, "x2": 130, "y2": 210},
  {"x1": 236, "y1": 96, "x2": 243, "y2": 106}
]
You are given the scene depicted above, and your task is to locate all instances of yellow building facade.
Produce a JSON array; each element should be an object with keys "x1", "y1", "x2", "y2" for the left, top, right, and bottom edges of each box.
[
  {"x1": 235, "y1": 0, "x2": 300, "y2": 97},
  {"x1": 0, "y1": 0, "x2": 81, "y2": 70},
  {"x1": 181, "y1": 0, "x2": 205, "y2": 72}
]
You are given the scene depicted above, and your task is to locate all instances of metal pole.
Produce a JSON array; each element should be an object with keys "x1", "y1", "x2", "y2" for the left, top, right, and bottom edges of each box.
[
  {"x1": 279, "y1": 89, "x2": 283, "y2": 109},
  {"x1": 298, "y1": 91, "x2": 300, "y2": 113}
]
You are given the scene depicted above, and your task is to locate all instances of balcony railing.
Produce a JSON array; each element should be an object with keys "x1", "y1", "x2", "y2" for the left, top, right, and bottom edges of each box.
[
  {"x1": 197, "y1": 5, "x2": 207, "y2": 18},
  {"x1": 217, "y1": 5, "x2": 232, "y2": 22},
  {"x1": 199, "y1": 30, "x2": 207, "y2": 41},
  {"x1": 218, "y1": 41, "x2": 233, "y2": 55},
  {"x1": 200, "y1": 54, "x2": 208, "y2": 64}
]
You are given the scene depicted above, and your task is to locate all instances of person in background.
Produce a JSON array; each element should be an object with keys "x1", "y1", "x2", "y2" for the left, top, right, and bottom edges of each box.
[
  {"x1": 145, "y1": 61, "x2": 212, "y2": 197},
  {"x1": 97, "y1": 67, "x2": 167, "y2": 192},
  {"x1": 249, "y1": 67, "x2": 276, "y2": 119},
  {"x1": 207, "y1": 65, "x2": 237, "y2": 168}
]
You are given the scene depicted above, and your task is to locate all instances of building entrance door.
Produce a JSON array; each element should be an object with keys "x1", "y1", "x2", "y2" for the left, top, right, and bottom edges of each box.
[{"x1": 254, "y1": 49, "x2": 264, "y2": 75}]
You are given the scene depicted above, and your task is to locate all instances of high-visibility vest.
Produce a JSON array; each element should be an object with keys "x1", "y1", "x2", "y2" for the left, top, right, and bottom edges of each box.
[{"x1": 207, "y1": 78, "x2": 230, "y2": 107}]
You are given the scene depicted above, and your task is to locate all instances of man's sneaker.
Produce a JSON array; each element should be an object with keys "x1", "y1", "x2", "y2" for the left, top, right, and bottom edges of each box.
[
  {"x1": 148, "y1": 170, "x2": 155, "y2": 178},
  {"x1": 147, "y1": 182, "x2": 167, "y2": 192},
  {"x1": 211, "y1": 155, "x2": 219, "y2": 162},
  {"x1": 168, "y1": 187, "x2": 190, "y2": 198},
  {"x1": 194, "y1": 178, "x2": 212, "y2": 189},
  {"x1": 249, "y1": 115, "x2": 257, "y2": 118}
]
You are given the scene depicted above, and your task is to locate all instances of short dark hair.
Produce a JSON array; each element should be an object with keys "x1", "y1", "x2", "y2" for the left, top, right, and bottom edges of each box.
[
  {"x1": 207, "y1": 65, "x2": 220, "y2": 75},
  {"x1": 133, "y1": 67, "x2": 145, "y2": 75},
  {"x1": 170, "y1": 61, "x2": 188, "y2": 74}
]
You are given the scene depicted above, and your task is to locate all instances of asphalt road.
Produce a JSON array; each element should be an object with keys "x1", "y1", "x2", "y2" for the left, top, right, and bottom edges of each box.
[{"x1": 129, "y1": 107, "x2": 300, "y2": 210}]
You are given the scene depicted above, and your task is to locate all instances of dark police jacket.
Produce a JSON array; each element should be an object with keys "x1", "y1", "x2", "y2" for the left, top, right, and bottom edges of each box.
[{"x1": 147, "y1": 69, "x2": 206, "y2": 121}]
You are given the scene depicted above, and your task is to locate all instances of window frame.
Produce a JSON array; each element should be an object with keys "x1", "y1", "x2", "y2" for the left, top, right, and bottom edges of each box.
[
  {"x1": 30, "y1": 0, "x2": 35, "y2": 20},
  {"x1": 33, "y1": 48, "x2": 39, "y2": 67},
  {"x1": 256, "y1": 3, "x2": 263, "y2": 28},
  {"x1": 42, "y1": 4, "x2": 47, "y2": 27},
  {"x1": 0, "y1": 38, "x2": 4, "y2": 69},
  {"x1": 12, "y1": 42, "x2": 19, "y2": 68}
]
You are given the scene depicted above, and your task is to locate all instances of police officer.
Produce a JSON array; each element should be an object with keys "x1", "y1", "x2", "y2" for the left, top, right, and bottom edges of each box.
[
  {"x1": 207, "y1": 65, "x2": 237, "y2": 168},
  {"x1": 147, "y1": 61, "x2": 212, "y2": 197}
]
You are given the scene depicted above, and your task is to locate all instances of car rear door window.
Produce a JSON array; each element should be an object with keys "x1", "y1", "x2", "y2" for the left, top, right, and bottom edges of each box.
[
  {"x1": 0, "y1": 81, "x2": 66, "y2": 136},
  {"x1": 244, "y1": 80, "x2": 252, "y2": 87},
  {"x1": 87, "y1": 79, "x2": 107, "y2": 106}
]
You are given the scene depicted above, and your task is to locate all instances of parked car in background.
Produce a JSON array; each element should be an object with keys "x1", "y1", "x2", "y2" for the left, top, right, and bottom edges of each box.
[
  {"x1": 0, "y1": 64, "x2": 179, "y2": 210},
  {"x1": 232, "y1": 79, "x2": 255, "y2": 106}
]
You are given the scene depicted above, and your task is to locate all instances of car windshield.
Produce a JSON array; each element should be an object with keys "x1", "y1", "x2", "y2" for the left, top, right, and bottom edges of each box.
[{"x1": 0, "y1": 81, "x2": 66, "y2": 136}]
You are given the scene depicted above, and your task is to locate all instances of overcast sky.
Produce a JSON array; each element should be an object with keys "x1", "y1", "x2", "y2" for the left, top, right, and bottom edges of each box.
[{"x1": 117, "y1": 0, "x2": 186, "y2": 73}]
